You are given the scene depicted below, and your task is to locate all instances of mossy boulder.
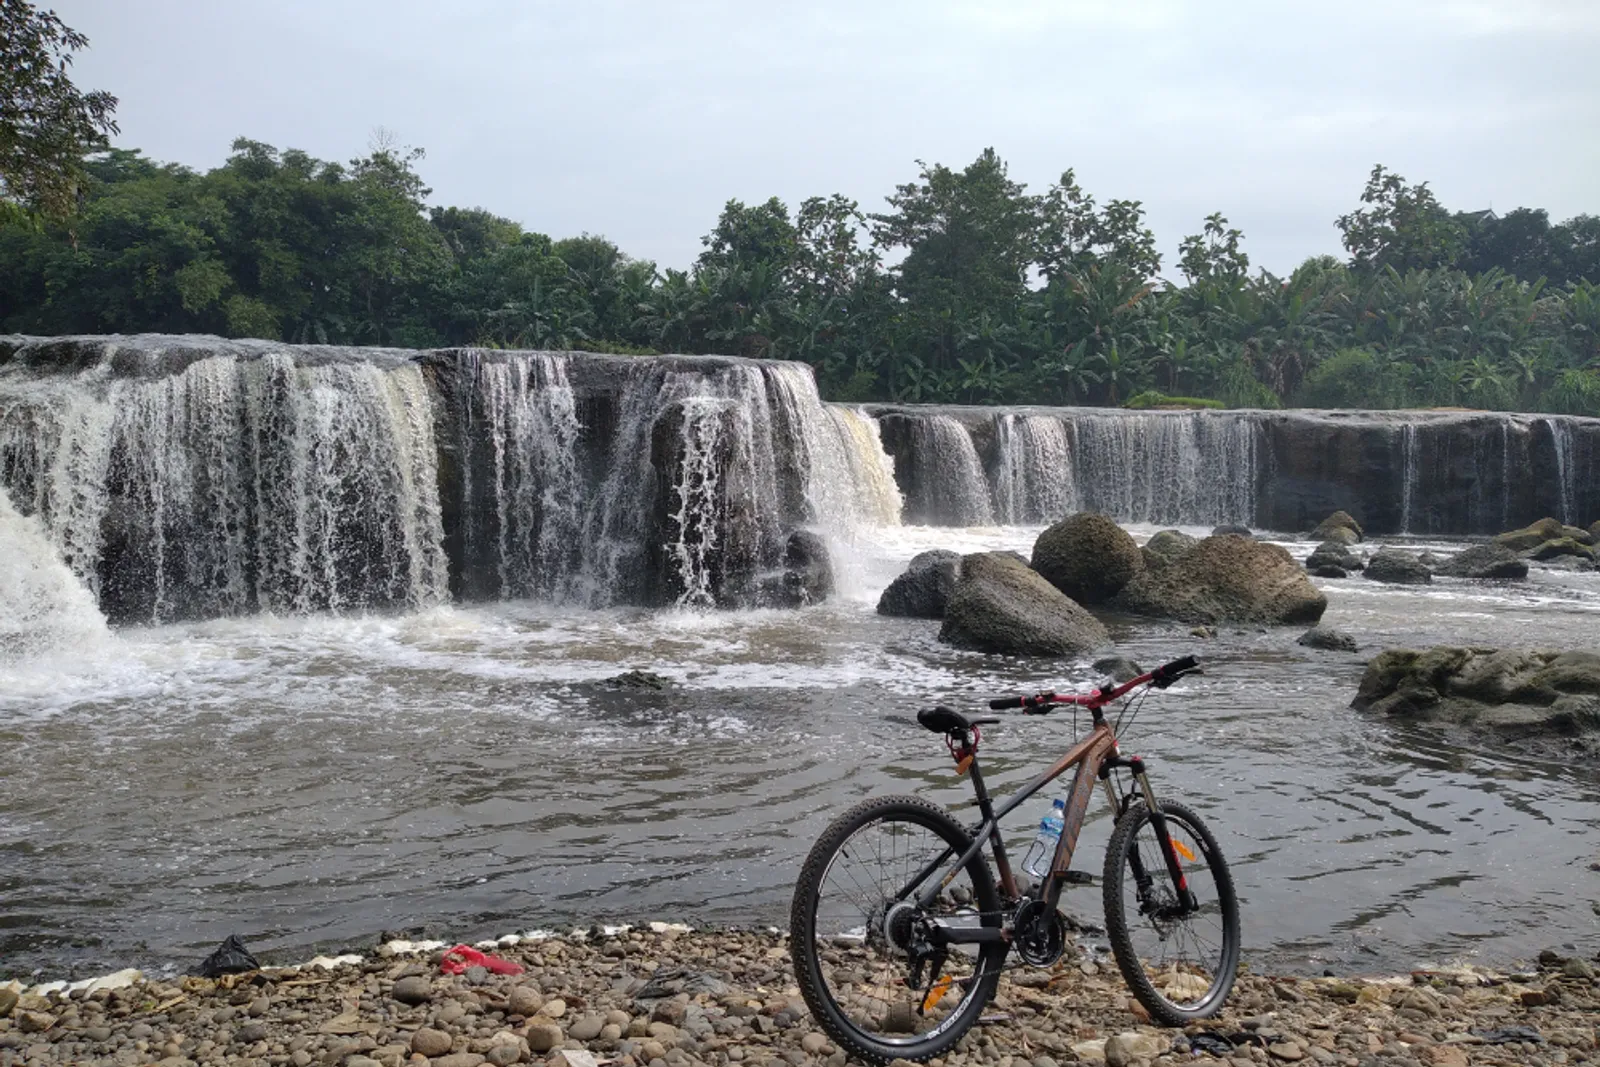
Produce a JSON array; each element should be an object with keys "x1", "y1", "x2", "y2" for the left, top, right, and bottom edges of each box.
[
  {"x1": 1111, "y1": 535, "x2": 1327, "y2": 626},
  {"x1": 939, "y1": 552, "x2": 1111, "y2": 657},
  {"x1": 1141, "y1": 529, "x2": 1198, "y2": 572},
  {"x1": 1310, "y1": 510, "x2": 1364, "y2": 543},
  {"x1": 1526, "y1": 537, "x2": 1596, "y2": 563},
  {"x1": 1031, "y1": 512, "x2": 1143, "y2": 605},
  {"x1": 1495, "y1": 517, "x2": 1593, "y2": 552},
  {"x1": 1353, "y1": 646, "x2": 1600, "y2": 752}
]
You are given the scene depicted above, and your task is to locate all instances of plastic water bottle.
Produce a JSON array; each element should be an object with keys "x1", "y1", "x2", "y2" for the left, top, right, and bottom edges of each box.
[{"x1": 1021, "y1": 798, "x2": 1067, "y2": 879}]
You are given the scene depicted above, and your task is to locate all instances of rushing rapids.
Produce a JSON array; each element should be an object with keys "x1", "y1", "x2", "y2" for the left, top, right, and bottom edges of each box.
[{"x1": 2, "y1": 335, "x2": 1598, "y2": 624}]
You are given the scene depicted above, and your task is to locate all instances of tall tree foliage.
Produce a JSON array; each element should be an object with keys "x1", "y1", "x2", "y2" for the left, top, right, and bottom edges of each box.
[
  {"x1": 0, "y1": 0, "x2": 117, "y2": 222},
  {"x1": 1, "y1": 140, "x2": 1596, "y2": 416}
]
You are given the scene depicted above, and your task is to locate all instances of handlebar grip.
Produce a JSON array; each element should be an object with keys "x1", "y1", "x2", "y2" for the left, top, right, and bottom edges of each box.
[
  {"x1": 1151, "y1": 654, "x2": 1200, "y2": 687},
  {"x1": 989, "y1": 695, "x2": 1025, "y2": 710}
]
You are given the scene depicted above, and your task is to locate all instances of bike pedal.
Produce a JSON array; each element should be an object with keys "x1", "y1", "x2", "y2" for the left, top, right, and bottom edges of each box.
[{"x1": 1060, "y1": 871, "x2": 1095, "y2": 886}]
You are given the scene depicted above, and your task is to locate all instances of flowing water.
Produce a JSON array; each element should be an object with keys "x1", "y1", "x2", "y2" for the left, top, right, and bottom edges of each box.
[
  {"x1": 3, "y1": 525, "x2": 1599, "y2": 983},
  {"x1": 2, "y1": 338, "x2": 1598, "y2": 985}
]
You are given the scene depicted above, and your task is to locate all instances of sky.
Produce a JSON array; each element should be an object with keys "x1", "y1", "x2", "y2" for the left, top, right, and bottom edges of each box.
[{"x1": 51, "y1": 0, "x2": 1600, "y2": 278}]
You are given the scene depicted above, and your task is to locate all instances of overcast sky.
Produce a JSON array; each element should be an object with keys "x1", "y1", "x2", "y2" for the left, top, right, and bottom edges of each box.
[{"x1": 54, "y1": 0, "x2": 1600, "y2": 277}]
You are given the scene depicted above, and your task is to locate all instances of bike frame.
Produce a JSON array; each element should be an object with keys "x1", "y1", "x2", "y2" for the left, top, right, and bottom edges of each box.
[{"x1": 905, "y1": 668, "x2": 1198, "y2": 949}]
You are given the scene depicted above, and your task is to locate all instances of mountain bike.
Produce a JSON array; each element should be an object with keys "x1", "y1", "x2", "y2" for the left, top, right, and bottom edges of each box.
[{"x1": 789, "y1": 655, "x2": 1239, "y2": 1064}]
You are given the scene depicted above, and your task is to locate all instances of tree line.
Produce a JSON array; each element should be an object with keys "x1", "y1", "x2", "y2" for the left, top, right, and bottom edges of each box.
[
  {"x1": 3, "y1": 139, "x2": 1596, "y2": 416},
  {"x1": 3, "y1": 2, "x2": 1597, "y2": 415}
]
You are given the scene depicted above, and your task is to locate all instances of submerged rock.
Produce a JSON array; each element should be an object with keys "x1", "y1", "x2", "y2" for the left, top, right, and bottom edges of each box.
[
  {"x1": 1364, "y1": 548, "x2": 1432, "y2": 585},
  {"x1": 1310, "y1": 510, "x2": 1364, "y2": 543},
  {"x1": 758, "y1": 530, "x2": 834, "y2": 607},
  {"x1": 605, "y1": 670, "x2": 674, "y2": 691},
  {"x1": 1435, "y1": 543, "x2": 1529, "y2": 580},
  {"x1": 1111, "y1": 535, "x2": 1327, "y2": 626},
  {"x1": 876, "y1": 549, "x2": 961, "y2": 618},
  {"x1": 1210, "y1": 524, "x2": 1253, "y2": 537},
  {"x1": 939, "y1": 552, "x2": 1110, "y2": 657},
  {"x1": 1298, "y1": 626, "x2": 1358, "y2": 652},
  {"x1": 1353, "y1": 646, "x2": 1600, "y2": 753},
  {"x1": 1031, "y1": 513, "x2": 1143, "y2": 605},
  {"x1": 1306, "y1": 540, "x2": 1364, "y2": 572},
  {"x1": 1092, "y1": 655, "x2": 1144, "y2": 683}
]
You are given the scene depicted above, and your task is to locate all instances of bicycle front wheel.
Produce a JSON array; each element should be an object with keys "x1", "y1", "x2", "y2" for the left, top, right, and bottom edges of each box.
[
  {"x1": 1102, "y1": 799, "x2": 1240, "y2": 1025},
  {"x1": 790, "y1": 795, "x2": 1005, "y2": 1064}
]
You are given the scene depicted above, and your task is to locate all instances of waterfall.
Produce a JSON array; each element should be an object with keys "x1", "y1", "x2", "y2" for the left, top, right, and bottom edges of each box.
[
  {"x1": 459, "y1": 352, "x2": 585, "y2": 601},
  {"x1": 1071, "y1": 412, "x2": 1256, "y2": 526},
  {"x1": 820, "y1": 407, "x2": 904, "y2": 528},
  {"x1": 1399, "y1": 423, "x2": 1418, "y2": 534},
  {"x1": 0, "y1": 484, "x2": 109, "y2": 664},
  {"x1": 0, "y1": 340, "x2": 449, "y2": 622},
  {"x1": 1546, "y1": 417, "x2": 1575, "y2": 524},
  {"x1": 896, "y1": 414, "x2": 994, "y2": 526},
  {"x1": 450, "y1": 354, "x2": 902, "y2": 609},
  {"x1": 993, "y1": 413, "x2": 1077, "y2": 524}
]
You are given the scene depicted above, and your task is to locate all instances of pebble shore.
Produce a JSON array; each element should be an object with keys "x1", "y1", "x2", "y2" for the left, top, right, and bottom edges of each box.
[{"x1": 2, "y1": 926, "x2": 1596, "y2": 1067}]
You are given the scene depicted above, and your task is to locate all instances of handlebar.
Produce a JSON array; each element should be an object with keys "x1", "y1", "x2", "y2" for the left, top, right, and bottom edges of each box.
[{"x1": 988, "y1": 654, "x2": 1201, "y2": 713}]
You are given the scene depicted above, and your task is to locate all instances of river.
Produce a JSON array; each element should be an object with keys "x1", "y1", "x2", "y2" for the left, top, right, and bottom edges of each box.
[{"x1": 3, "y1": 523, "x2": 1598, "y2": 983}]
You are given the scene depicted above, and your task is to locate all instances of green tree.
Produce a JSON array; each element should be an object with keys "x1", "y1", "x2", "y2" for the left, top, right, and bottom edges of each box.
[
  {"x1": 1337, "y1": 165, "x2": 1466, "y2": 274},
  {"x1": 0, "y1": 0, "x2": 118, "y2": 221}
]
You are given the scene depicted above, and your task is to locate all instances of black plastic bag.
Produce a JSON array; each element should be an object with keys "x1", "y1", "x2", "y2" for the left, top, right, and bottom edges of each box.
[{"x1": 198, "y1": 933, "x2": 260, "y2": 977}]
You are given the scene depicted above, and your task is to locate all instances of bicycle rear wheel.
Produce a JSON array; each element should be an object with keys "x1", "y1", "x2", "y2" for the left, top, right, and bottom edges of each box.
[
  {"x1": 790, "y1": 795, "x2": 1004, "y2": 1064},
  {"x1": 1102, "y1": 799, "x2": 1240, "y2": 1025}
]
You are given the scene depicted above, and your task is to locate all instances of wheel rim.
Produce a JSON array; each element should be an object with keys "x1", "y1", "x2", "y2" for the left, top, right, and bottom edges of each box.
[
  {"x1": 806, "y1": 813, "x2": 992, "y2": 1048},
  {"x1": 1117, "y1": 811, "x2": 1234, "y2": 1013}
]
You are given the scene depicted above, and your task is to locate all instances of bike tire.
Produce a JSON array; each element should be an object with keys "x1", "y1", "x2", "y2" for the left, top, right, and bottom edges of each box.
[
  {"x1": 790, "y1": 795, "x2": 1005, "y2": 1065},
  {"x1": 1102, "y1": 799, "x2": 1240, "y2": 1025}
]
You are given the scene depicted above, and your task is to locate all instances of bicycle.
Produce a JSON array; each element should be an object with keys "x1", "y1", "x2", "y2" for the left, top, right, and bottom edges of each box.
[{"x1": 789, "y1": 654, "x2": 1240, "y2": 1064}]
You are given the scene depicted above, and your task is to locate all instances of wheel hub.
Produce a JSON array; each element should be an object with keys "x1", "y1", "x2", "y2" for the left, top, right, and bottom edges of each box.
[{"x1": 882, "y1": 901, "x2": 918, "y2": 954}]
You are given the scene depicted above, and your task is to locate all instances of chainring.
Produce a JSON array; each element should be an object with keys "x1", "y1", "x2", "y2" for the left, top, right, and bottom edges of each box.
[{"x1": 1011, "y1": 898, "x2": 1065, "y2": 966}]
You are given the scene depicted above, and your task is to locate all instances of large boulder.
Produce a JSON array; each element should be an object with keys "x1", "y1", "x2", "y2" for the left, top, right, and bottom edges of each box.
[
  {"x1": 1110, "y1": 535, "x2": 1327, "y2": 626},
  {"x1": 1306, "y1": 540, "x2": 1364, "y2": 572},
  {"x1": 1435, "y1": 543, "x2": 1529, "y2": 580},
  {"x1": 1353, "y1": 646, "x2": 1600, "y2": 752},
  {"x1": 1525, "y1": 537, "x2": 1596, "y2": 563},
  {"x1": 877, "y1": 550, "x2": 961, "y2": 618},
  {"x1": 939, "y1": 552, "x2": 1110, "y2": 657},
  {"x1": 1309, "y1": 510, "x2": 1364, "y2": 543},
  {"x1": 1363, "y1": 548, "x2": 1432, "y2": 585},
  {"x1": 1031, "y1": 513, "x2": 1143, "y2": 605},
  {"x1": 1590, "y1": 519, "x2": 1600, "y2": 543},
  {"x1": 1495, "y1": 517, "x2": 1581, "y2": 552},
  {"x1": 1141, "y1": 529, "x2": 1198, "y2": 572}
]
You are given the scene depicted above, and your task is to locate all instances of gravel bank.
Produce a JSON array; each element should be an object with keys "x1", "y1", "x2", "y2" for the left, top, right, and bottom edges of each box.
[{"x1": 1, "y1": 927, "x2": 1596, "y2": 1066}]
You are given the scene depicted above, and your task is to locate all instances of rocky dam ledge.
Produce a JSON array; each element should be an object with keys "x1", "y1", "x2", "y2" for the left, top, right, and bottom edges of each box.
[
  {"x1": 3, "y1": 927, "x2": 1599, "y2": 1067},
  {"x1": 1353, "y1": 648, "x2": 1600, "y2": 760}
]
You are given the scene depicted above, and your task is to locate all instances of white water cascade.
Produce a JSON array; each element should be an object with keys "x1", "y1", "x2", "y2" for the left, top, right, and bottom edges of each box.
[
  {"x1": 0, "y1": 484, "x2": 109, "y2": 663},
  {"x1": 1070, "y1": 412, "x2": 1257, "y2": 526},
  {"x1": 896, "y1": 414, "x2": 995, "y2": 526},
  {"x1": 0, "y1": 343, "x2": 449, "y2": 622},
  {"x1": 993, "y1": 413, "x2": 1077, "y2": 524},
  {"x1": 1546, "y1": 417, "x2": 1576, "y2": 525}
]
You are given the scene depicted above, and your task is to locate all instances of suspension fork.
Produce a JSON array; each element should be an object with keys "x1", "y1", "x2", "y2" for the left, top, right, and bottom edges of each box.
[{"x1": 1101, "y1": 755, "x2": 1197, "y2": 913}]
